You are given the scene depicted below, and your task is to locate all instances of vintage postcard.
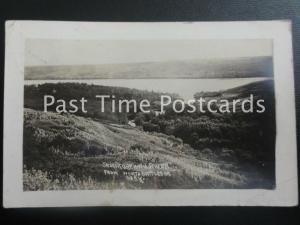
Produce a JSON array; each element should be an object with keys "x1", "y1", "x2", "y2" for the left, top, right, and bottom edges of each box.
[{"x1": 3, "y1": 21, "x2": 298, "y2": 207}]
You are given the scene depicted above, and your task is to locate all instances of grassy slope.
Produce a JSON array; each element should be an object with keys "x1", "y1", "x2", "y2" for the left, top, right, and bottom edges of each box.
[{"x1": 24, "y1": 108, "x2": 253, "y2": 190}]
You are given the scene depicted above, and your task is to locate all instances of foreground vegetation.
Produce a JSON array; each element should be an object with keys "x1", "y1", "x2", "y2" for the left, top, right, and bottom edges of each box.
[
  {"x1": 23, "y1": 108, "x2": 273, "y2": 190},
  {"x1": 23, "y1": 80, "x2": 275, "y2": 190}
]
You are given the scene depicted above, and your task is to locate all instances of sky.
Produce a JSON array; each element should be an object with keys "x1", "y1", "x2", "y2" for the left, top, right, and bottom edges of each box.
[{"x1": 25, "y1": 39, "x2": 272, "y2": 66}]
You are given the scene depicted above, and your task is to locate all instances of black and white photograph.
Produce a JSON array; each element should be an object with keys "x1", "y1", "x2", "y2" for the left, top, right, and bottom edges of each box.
[
  {"x1": 23, "y1": 39, "x2": 276, "y2": 190},
  {"x1": 2, "y1": 21, "x2": 298, "y2": 207}
]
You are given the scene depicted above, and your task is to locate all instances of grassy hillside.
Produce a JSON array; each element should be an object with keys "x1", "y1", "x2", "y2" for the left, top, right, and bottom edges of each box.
[
  {"x1": 145, "y1": 80, "x2": 276, "y2": 162},
  {"x1": 23, "y1": 80, "x2": 276, "y2": 190},
  {"x1": 24, "y1": 82, "x2": 179, "y2": 123},
  {"x1": 23, "y1": 108, "x2": 272, "y2": 190}
]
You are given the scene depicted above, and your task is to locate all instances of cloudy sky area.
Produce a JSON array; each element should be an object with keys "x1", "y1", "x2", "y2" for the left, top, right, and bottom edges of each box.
[{"x1": 25, "y1": 39, "x2": 272, "y2": 66}]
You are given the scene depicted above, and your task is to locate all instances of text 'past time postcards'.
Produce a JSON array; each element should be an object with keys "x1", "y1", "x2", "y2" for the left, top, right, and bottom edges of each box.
[{"x1": 3, "y1": 20, "x2": 298, "y2": 207}]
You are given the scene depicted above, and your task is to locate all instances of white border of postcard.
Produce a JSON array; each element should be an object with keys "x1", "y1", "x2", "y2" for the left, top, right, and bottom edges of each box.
[{"x1": 3, "y1": 20, "x2": 298, "y2": 207}]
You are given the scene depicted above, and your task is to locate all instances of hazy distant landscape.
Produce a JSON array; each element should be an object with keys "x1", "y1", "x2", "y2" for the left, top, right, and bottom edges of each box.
[{"x1": 25, "y1": 56, "x2": 273, "y2": 80}]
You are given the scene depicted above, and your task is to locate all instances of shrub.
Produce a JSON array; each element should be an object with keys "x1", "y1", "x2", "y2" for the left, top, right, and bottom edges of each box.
[
  {"x1": 23, "y1": 167, "x2": 115, "y2": 191},
  {"x1": 143, "y1": 122, "x2": 160, "y2": 132}
]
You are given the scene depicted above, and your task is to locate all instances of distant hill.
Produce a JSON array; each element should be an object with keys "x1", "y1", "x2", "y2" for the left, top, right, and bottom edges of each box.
[
  {"x1": 194, "y1": 79, "x2": 275, "y2": 113},
  {"x1": 25, "y1": 56, "x2": 273, "y2": 80},
  {"x1": 24, "y1": 82, "x2": 179, "y2": 123},
  {"x1": 222, "y1": 79, "x2": 275, "y2": 98}
]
